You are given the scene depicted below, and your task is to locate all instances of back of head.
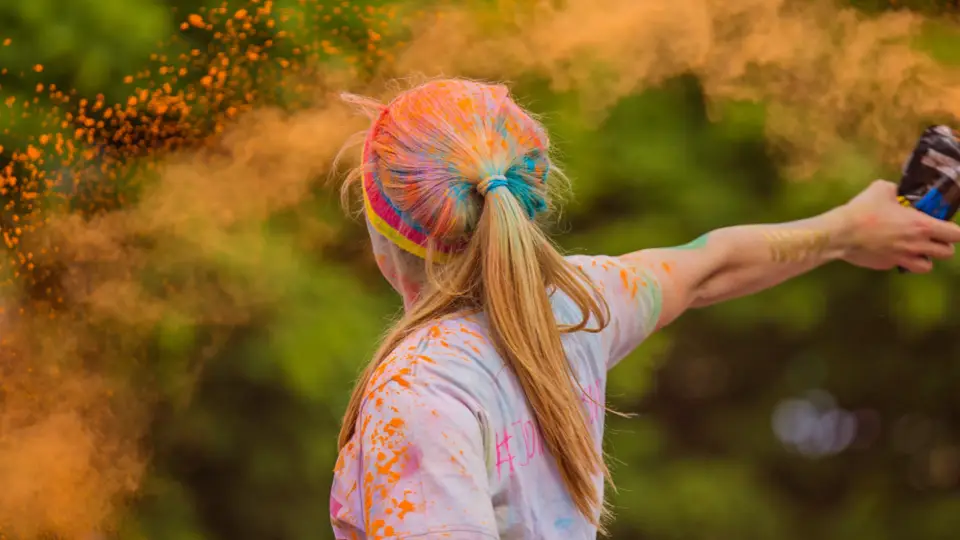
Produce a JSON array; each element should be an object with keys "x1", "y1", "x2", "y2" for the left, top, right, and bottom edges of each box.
[{"x1": 338, "y1": 78, "x2": 612, "y2": 528}]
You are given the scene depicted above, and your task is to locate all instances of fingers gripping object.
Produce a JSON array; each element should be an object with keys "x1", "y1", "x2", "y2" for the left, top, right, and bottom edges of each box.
[{"x1": 896, "y1": 125, "x2": 960, "y2": 273}]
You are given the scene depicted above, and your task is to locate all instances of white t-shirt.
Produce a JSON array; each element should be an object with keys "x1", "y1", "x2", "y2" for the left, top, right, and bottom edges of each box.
[{"x1": 330, "y1": 255, "x2": 662, "y2": 539}]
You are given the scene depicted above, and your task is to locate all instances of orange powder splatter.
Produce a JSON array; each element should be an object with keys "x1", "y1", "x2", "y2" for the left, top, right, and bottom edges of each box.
[
  {"x1": 390, "y1": 368, "x2": 413, "y2": 388},
  {"x1": 396, "y1": 499, "x2": 416, "y2": 520},
  {"x1": 459, "y1": 325, "x2": 483, "y2": 339}
]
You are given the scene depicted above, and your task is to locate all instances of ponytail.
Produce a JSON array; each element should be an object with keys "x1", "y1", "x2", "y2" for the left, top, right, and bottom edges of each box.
[{"x1": 475, "y1": 179, "x2": 612, "y2": 527}]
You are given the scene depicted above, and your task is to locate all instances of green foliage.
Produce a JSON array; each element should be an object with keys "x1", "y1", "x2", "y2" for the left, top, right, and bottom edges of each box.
[{"x1": 2, "y1": 0, "x2": 960, "y2": 539}]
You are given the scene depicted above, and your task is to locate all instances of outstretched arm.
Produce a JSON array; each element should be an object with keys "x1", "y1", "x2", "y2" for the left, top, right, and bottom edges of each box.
[
  {"x1": 624, "y1": 180, "x2": 960, "y2": 331},
  {"x1": 624, "y1": 208, "x2": 849, "y2": 330}
]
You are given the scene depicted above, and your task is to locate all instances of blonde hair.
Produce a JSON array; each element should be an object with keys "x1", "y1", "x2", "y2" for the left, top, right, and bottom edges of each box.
[{"x1": 336, "y1": 79, "x2": 613, "y2": 529}]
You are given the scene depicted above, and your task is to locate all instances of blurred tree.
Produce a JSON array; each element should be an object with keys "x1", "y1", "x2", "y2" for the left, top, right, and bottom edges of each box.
[{"x1": 1, "y1": 1, "x2": 960, "y2": 540}]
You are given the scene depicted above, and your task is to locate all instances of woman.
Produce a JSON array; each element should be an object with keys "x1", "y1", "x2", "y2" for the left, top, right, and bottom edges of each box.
[{"x1": 329, "y1": 79, "x2": 960, "y2": 539}]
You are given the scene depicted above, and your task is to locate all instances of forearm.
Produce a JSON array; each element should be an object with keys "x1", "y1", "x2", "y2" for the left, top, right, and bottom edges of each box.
[
  {"x1": 620, "y1": 205, "x2": 855, "y2": 329},
  {"x1": 689, "y1": 206, "x2": 852, "y2": 307}
]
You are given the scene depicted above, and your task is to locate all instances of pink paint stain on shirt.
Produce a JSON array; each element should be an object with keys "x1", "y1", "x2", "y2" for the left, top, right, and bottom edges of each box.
[
  {"x1": 331, "y1": 496, "x2": 344, "y2": 517},
  {"x1": 494, "y1": 377, "x2": 604, "y2": 480},
  {"x1": 401, "y1": 444, "x2": 423, "y2": 479}
]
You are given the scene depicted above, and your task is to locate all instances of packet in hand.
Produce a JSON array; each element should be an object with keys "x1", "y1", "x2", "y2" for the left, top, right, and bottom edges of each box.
[{"x1": 896, "y1": 125, "x2": 960, "y2": 273}]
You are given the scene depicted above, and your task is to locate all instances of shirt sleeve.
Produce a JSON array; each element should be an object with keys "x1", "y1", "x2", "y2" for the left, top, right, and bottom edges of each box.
[
  {"x1": 568, "y1": 254, "x2": 663, "y2": 369},
  {"x1": 356, "y1": 374, "x2": 499, "y2": 539}
]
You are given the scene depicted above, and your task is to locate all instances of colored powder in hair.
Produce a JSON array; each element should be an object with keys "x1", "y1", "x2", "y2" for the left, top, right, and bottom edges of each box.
[{"x1": 363, "y1": 79, "x2": 551, "y2": 253}]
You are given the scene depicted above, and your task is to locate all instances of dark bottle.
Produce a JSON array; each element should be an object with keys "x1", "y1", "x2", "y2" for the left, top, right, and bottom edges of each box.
[
  {"x1": 896, "y1": 125, "x2": 960, "y2": 273},
  {"x1": 898, "y1": 125, "x2": 960, "y2": 221}
]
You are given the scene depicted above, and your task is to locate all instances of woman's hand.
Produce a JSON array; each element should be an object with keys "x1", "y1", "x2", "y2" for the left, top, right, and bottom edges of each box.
[{"x1": 840, "y1": 180, "x2": 960, "y2": 273}]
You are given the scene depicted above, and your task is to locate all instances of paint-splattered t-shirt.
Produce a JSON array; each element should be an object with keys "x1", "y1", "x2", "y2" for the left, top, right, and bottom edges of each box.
[{"x1": 330, "y1": 255, "x2": 662, "y2": 539}]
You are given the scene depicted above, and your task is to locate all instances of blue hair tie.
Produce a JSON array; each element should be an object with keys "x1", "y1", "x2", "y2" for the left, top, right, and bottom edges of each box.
[{"x1": 477, "y1": 174, "x2": 509, "y2": 196}]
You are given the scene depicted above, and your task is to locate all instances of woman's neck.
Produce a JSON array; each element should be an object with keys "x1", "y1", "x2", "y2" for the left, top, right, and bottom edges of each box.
[{"x1": 395, "y1": 272, "x2": 421, "y2": 311}]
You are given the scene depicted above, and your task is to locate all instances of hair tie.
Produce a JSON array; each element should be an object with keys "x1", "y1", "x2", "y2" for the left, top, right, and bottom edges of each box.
[{"x1": 477, "y1": 174, "x2": 509, "y2": 196}]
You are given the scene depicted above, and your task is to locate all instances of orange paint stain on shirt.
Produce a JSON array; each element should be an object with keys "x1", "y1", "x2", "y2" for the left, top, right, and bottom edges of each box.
[
  {"x1": 366, "y1": 353, "x2": 400, "y2": 393},
  {"x1": 360, "y1": 413, "x2": 374, "y2": 438},
  {"x1": 334, "y1": 442, "x2": 357, "y2": 474},
  {"x1": 374, "y1": 448, "x2": 406, "y2": 483},
  {"x1": 619, "y1": 266, "x2": 640, "y2": 299},
  {"x1": 363, "y1": 471, "x2": 376, "y2": 517},
  {"x1": 386, "y1": 420, "x2": 406, "y2": 440},
  {"x1": 389, "y1": 367, "x2": 412, "y2": 388},
  {"x1": 397, "y1": 499, "x2": 417, "y2": 519},
  {"x1": 345, "y1": 481, "x2": 358, "y2": 501},
  {"x1": 459, "y1": 325, "x2": 483, "y2": 339},
  {"x1": 369, "y1": 519, "x2": 386, "y2": 537},
  {"x1": 415, "y1": 354, "x2": 436, "y2": 364}
]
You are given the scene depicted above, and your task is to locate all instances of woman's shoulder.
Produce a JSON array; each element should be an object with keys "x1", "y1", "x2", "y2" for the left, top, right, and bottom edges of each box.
[
  {"x1": 562, "y1": 253, "x2": 655, "y2": 298},
  {"x1": 361, "y1": 316, "x2": 497, "y2": 405}
]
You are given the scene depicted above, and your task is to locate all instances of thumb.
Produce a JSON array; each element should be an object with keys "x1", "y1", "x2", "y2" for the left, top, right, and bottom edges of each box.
[{"x1": 870, "y1": 179, "x2": 898, "y2": 195}]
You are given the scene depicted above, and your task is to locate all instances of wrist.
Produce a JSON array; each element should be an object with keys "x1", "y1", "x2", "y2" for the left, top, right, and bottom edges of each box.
[{"x1": 822, "y1": 204, "x2": 857, "y2": 262}]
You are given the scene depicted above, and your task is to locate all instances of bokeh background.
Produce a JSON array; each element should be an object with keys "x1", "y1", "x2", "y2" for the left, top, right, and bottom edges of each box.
[{"x1": 1, "y1": 0, "x2": 960, "y2": 539}]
